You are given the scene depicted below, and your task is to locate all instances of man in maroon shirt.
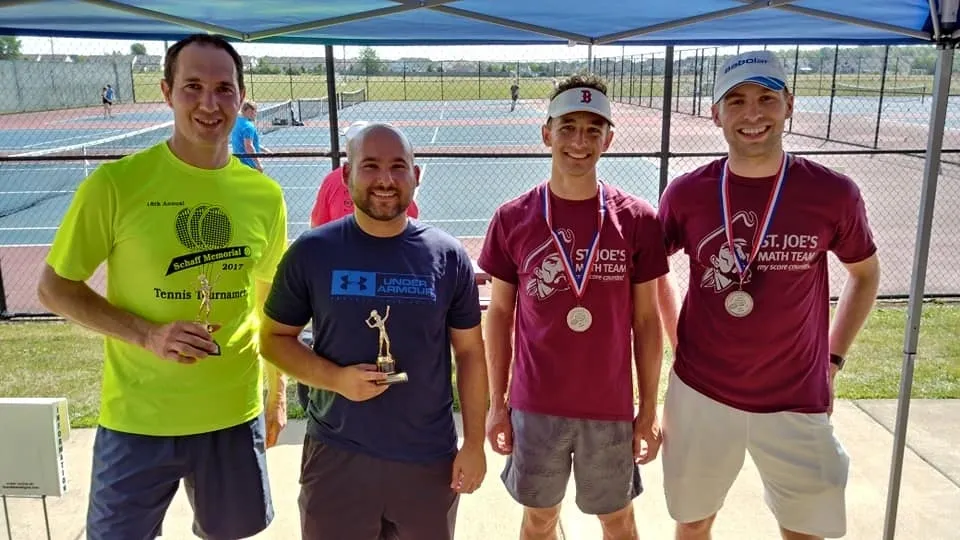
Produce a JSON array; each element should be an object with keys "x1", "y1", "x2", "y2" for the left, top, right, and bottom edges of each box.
[
  {"x1": 657, "y1": 50, "x2": 881, "y2": 540},
  {"x1": 479, "y1": 74, "x2": 668, "y2": 539}
]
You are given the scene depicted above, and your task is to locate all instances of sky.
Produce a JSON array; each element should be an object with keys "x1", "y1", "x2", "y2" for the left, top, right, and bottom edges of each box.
[{"x1": 17, "y1": 36, "x2": 738, "y2": 62}]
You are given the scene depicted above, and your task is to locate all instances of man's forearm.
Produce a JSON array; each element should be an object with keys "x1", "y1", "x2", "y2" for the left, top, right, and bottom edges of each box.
[
  {"x1": 484, "y1": 308, "x2": 514, "y2": 411},
  {"x1": 634, "y1": 316, "x2": 663, "y2": 414},
  {"x1": 38, "y1": 271, "x2": 155, "y2": 348},
  {"x1": 829, "y1": 273, "x2": 880, "y2": 357},
  {"x1": 260, "y1": 334, "x2": 342, "y2": 392},
  {"x1": 656, "y1": 274, "x2": 680, "y2": 350},
  {"x1": 456, "y1": 350, "x2": 489, "y2": 447}
]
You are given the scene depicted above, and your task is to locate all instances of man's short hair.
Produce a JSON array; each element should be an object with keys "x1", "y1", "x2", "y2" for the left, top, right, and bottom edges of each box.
[
  {"x1": 163, "y1": 34, "x2": 245, "y2": 93},
  {"x1": 550, "y1": 73, "x2": 608, "y2": 101},
  {"x1": 241, "y1": 101, "x2": 257, "y2": 112}
]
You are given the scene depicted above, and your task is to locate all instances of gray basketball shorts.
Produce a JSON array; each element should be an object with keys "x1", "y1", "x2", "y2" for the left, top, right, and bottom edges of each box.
[{"x1": 501, "y1": 409, "x2": 642, "y2": 515}]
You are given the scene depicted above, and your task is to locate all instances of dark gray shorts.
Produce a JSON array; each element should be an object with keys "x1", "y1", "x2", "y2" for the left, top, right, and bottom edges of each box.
[
  {"x1": 501, "y1": 409, "x2": 642, "y2": 515},
  {"x1": 299, "y1": 435, "x2": 459, "y2": 540},
  {"x1": 85, "y1": 416, "x2": 273, "y2": 540}
]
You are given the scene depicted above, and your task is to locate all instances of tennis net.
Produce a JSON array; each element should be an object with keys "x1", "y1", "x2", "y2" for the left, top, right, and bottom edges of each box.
[
  {"x1": 340, "y1": 88, "x2": 367, "y2": 109},
  {"x1": 834, "y1": 83, "x2": 927, "y2": 101}
]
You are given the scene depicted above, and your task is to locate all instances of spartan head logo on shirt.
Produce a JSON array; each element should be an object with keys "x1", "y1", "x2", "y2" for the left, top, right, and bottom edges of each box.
[
  {"x1": 521, "y1": 231, "x2": 573, "y2": 300},
  {"x1": 165, "y1": 204, "x2": 249, "y2": 276},
  {"x1": 695, "y1": 210, "x2": 757, "y2": 292}
]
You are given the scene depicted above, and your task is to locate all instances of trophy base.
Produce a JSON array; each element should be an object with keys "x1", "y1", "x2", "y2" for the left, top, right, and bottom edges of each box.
[
  {"x1": 375, "y1": 355, "x2": 407, "y2": 385},
  {"x1": 205, "y1": 324, "x2": 221, "y2": 356},
  {"x1": 377, "y1": 372, "x2": 409, "y2": 386}
]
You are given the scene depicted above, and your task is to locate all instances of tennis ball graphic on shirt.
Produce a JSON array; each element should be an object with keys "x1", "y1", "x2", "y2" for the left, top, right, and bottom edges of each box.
[{"x1": 175, "y1": 205, "x2": 233, "y2": 251}]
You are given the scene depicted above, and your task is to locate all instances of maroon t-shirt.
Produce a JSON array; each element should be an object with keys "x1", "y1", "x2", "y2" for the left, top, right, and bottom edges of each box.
[
  {"x1": 659, "y1": 156, "x2": 877, "y2": 413},
  {"x1": 479, "y1": 183, "x2": 669, "y2": 421}
]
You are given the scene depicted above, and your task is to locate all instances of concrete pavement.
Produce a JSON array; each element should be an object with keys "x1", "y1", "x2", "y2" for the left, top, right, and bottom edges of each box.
[{"x1": 2, "y1": 400, "x2": 958, "y2": 539}]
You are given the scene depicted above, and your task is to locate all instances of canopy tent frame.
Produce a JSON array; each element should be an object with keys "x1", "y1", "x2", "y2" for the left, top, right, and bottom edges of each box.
[{"x1": 1, "y1": 2, "x2": 958, "y2": 538}]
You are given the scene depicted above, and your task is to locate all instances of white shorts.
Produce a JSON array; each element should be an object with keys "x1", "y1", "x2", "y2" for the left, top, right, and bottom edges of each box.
[{"x1": 661, "y1": 370, "x2": 849, "y2": 538}]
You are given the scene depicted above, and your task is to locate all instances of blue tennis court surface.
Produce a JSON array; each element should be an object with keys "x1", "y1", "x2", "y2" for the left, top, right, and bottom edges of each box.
[{"x1": 0, "y1": 99, "x2": 662, "y2": 247}]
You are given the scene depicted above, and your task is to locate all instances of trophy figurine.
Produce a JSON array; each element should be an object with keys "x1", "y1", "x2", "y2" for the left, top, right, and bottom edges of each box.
[
  {"x1": 196, "y1": 273, "x2": 221, "y2": 356},
  {"x1": 365, "y1": 306, "x2": 408, "y2": 385}
]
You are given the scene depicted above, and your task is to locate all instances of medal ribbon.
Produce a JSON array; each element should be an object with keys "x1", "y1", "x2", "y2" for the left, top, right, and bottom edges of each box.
[
  {"x1": 719, "y1": 153, "x2": 789, "y2": 285},
  {"x1": 541, "y1": 182, "x2": 607, "y2": 301}
]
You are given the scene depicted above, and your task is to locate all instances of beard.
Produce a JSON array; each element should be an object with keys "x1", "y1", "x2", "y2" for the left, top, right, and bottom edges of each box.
[{"x1": 353, "y1": 190, "x2": 410, "y2": 222}]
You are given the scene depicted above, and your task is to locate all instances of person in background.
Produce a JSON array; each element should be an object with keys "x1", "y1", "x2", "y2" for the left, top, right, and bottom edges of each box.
[{"x1": 231, "y1": 100, "x2": 267, "y2": 172}]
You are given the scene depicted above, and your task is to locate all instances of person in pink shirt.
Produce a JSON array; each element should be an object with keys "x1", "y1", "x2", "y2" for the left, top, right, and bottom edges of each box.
[
  {"x1": 656, "y1": 50, "x2": 881, "y2": 540},
  {"x1": 311, "y1": 121, "x2": 419, "y2": 227},
  {"x1": 478, "y1": 74, "x2": 668, "y2": 539}
]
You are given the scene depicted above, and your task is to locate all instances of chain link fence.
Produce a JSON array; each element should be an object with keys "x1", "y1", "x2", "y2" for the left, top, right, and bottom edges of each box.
[{"x1": 1, "y1": 45, "x2": 958, "y2": 317}]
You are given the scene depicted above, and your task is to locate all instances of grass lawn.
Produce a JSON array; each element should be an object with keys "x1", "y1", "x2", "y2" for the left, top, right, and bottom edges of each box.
[
  {"x1": 1, "y1": 301, "x2": 957, "y2": 429},
  {"x1": 130, "y1": 72, "x2": 935, "y2": 104}
]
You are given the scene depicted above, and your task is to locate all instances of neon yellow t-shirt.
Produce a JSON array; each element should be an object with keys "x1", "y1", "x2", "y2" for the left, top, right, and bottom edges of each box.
[{"x1": 46, "y1": 141, "x2": 288, "y2": 436}]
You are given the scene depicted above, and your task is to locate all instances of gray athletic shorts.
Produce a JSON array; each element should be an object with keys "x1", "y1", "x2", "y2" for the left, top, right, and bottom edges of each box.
[{"x1": 501, "y1": 409, "x2": 642, "y2": 515}]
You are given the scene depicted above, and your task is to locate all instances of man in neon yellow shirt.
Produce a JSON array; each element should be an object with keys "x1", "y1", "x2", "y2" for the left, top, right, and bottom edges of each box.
[{"x1": 37, "y1": 34, "x2": 287, "y2": 540}]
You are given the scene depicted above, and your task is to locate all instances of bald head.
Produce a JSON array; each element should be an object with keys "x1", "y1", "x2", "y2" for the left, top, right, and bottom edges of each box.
[
  {"x1": 346, "y1": 123, "x2": 415, "y2": 165},
  {"x1": 342, "y1": 122, "x2": 421, "y2": 225}
]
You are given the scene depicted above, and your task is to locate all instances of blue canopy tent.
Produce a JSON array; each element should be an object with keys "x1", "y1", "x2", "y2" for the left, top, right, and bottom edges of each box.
[{"x1": 1, "y1": 2, "x2": 956, "y2": 538}]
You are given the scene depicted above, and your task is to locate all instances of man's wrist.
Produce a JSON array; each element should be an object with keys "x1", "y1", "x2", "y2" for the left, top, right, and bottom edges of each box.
[{"x1": 830, "y1": 353, "x2": 846, "y2": 370}]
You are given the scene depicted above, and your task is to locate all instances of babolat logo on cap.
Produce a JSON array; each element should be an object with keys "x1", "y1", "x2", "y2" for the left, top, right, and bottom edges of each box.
[{"x1": 725, "y1": 57, "x2": 768, "y2": 74}]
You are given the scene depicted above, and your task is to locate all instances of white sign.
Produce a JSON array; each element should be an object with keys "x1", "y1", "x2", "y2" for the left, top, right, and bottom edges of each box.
[{"x1": 0, "y1": 398, "x2": 69, "y2": 497}]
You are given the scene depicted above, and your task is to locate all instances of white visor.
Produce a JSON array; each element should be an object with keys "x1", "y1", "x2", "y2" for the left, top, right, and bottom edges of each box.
[{"x1": 547, "y1": 87, "x2": 613, "y2": 126}]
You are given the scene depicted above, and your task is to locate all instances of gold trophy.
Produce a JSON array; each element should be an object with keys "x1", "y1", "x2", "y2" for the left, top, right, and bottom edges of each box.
[
  {"x1": 196, "y1": 273, "x2": 222, "y2": 356},
  {"x1": 365, "y1": 306, "x2": 407, "y2": 385}
]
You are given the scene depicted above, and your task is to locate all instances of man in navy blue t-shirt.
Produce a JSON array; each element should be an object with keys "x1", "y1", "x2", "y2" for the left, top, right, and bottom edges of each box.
[{"x1": 259, "y1": 123, "x2": 489, "y2": 539}]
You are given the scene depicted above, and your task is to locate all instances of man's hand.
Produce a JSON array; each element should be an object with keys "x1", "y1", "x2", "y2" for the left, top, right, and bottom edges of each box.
[
  {"x1": 485, "y1": 407, "x2": 513, "y2": 455},
  {"x1": 144, "y1": 321, "x2": 221, "y2": 364},
  {"x1": 633, "y1": 407, "x2": 662, "y2": 464},
  {"x1": 828, "y1": 363, "x2": 840, "y2": 416},
  {"x1": 265, "y1": 392, "x2": 287, "y2": 448},
  {"x1": 451, "y1": 441, "x2": 486, "y2": 494},
  {"x1": 334, "y1": 364, "x2": 389, "y2": 402}
]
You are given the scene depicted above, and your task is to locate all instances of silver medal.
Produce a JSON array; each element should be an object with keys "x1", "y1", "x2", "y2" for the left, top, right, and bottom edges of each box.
[
  {"x1": 724, "y1": 290, "x2": 754, "y2": 317},
  {"x1": 566, "y1": 306, "x2": 593, "y2": 332}
]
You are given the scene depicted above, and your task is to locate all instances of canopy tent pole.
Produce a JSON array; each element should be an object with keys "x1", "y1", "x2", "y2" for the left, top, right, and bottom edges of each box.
[
  {"x1": 882, "y1": 43, "x2": 954, "y2": 540},
  {"x1": 325, "y1": 45, "x2": 341, "y2": 170}
]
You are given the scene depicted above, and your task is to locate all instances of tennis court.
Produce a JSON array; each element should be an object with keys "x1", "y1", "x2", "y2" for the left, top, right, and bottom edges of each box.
[
  {"x1": 3, "y1": 91, "x2": 960, "y2": 314},
  {"x1": 0, "y1": 97, "x2": 663, "y2": 246}
]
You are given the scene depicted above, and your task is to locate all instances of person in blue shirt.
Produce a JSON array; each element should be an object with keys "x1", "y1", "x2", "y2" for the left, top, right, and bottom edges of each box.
[
  {"x1": 231, "y1": 101, "x2": 265, "y2": 171},
  {"x1": 101, "y1": 84, "x2": 115, "y2": 118},
  {"x1": 258, "y1": 123, "x2": 489, "y2": 539}
]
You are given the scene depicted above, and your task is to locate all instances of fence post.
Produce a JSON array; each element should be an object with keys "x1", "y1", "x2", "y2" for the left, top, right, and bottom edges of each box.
[
  {"x1": 629, "y1": 56, "x2": 635, "y2": 105},
  {"x1": 0, "y1": 263, "x2": 7, "y2": 318},
  {"x1": 324, "y1": 46, "x2": 341, "y2": 170},
  {"x1": 826, "y1": 45, "x2": 840, "y2": 140},
  {"x1": 288, "y1": 64, "x2": 295, "y2": 100},
  {"x1": 403, "y1": 61, "x2": 407, "y2": 101},
  {"x1": 874, "y1": 45, "x2": 891, "y2": 149},
  {"x1": 440, "y1": 61, "x2": 445, "y2": 101},
  {"x1": 660, "y1": 46, "x2": 675, "y2": 198},
  {"x1": 674, "y1": 50, "x2": 682, "y2": 113},
  {"x1": 365, "y1": 61, "x2": 370, "y2": 100},
  {"x1": 789, "y1": 45, "x2": 800, "y2": 132}
]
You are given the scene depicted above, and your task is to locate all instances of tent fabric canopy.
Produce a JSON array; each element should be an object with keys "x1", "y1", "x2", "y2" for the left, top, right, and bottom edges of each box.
[
  {"x1": 0, "y1": 0, "x2": 949, "y2": 46},
  {"x1": 0, "y1": 3, "x2": 956, "y2": 540}
]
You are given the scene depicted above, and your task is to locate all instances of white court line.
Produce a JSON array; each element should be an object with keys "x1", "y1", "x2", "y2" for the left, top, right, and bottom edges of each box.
[
  {"x1": 429, "y1": 101, "x2": 446, "y2": 144},
  {"x1": 0, "y1": 243, "x2": 53, "y2": 248},
  {"x1": 0, "y1": 227, "x2": 58, "y2": 231},
  {"x1": 0, "y1": 190, "x2": 75, "y2": 195},
  {"x1": 19, "y1": 129, "x2": 126, "y2": 149}
]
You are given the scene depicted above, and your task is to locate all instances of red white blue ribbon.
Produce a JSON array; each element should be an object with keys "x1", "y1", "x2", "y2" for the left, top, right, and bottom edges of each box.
[
  {"x1": 542, "y1": 182, "x2": 607, "y2": 300},
  {"x1": 720, "y1": 153, "x2": 790, "y2": 284}
]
